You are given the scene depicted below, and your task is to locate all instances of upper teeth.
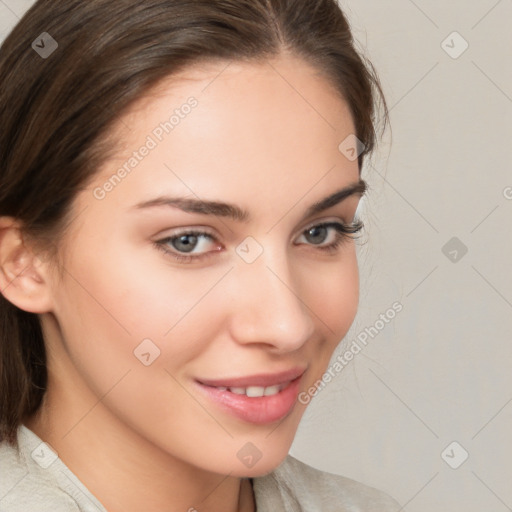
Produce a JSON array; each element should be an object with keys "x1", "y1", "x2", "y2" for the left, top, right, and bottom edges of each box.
[{"x1": 216, "y1": 384, "x2": 286, "y2": 397}]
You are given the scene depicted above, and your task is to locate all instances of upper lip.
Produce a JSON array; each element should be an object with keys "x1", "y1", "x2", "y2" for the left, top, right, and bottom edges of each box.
[{"x1": 197, "y1": 367, "x2": 306, "y2": 388}]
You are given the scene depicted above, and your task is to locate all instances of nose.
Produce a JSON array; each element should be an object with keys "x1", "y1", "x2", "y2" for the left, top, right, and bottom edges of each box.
[{"x1": 226, "y1": 248, "x2": 315, "y2": 353}]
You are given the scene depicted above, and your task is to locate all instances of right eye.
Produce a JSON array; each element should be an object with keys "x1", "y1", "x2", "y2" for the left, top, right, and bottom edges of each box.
[{"x1": 154, "y1": 229, "x2": 223, "y2": 263}]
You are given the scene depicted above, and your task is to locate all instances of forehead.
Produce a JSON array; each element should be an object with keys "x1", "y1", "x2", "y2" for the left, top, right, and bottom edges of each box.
[{"x1": 85, "y1": 54, "x2": 359, "y2": 216}]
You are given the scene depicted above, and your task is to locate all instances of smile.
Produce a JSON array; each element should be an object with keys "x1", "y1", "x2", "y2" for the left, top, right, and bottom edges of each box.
[
  {"x1": 213, "y1": 383, "x2": 289, "y2": 397},
  {"x1": 196, "y1": 368, "x2": 306, "y2": 424}
]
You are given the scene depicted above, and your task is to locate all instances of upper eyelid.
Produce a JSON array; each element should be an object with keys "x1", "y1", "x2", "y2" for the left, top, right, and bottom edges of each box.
[
  {"x1": 158, "y1": 217, "x2": 357, "y2": 239},
  {"x1": 301, "y1": 217, "x2": 357, "y2": 230},
  {"x1": 295, "y1": 217, "x2": 360, "y2": 237},
  {"x1": 296, "y1": 220, "x2": 363, "y2": 240},
  {"x1": 155, "y1": 226, "x2": 216, "y2": 240},
  {"x1": 155, "y1": 220, "x2": 360, "y2": 262},
  {"x1": 158, "y1": 218, "x2": 354, "y2": 239},
  {"x1": 158, "y1": 220, "x2": 358, "y2": 253}
]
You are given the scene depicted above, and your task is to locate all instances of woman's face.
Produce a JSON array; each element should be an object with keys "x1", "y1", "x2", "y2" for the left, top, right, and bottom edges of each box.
[{"x1": 42, "y1": 54, "x2": 363, "y2": 477}]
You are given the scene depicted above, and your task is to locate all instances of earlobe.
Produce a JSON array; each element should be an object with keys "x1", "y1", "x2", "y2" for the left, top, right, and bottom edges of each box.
[{"x1": 0, "y1": 217, "x2": 54, "y2": 314}]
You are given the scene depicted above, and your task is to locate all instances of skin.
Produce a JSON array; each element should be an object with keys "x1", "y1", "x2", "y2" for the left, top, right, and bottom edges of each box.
[{"x1": 2, "y1": 53, "x2": 364, "y2": 512}]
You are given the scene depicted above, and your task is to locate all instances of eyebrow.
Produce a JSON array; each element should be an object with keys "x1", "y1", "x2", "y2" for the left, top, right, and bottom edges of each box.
[{"x1": 132, "y1": 179, "x2": 367, "y2": 222}]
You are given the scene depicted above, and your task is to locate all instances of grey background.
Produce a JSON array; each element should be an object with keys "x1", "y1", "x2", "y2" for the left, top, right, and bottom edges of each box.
[{"x1": 1, "y1": 1, "x2": 511, "y2": 510}]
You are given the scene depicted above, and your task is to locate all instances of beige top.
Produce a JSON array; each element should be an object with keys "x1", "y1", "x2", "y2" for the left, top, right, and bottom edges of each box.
[{"x1": 0, "y1": 426, "x2": 401, "y2": 511}]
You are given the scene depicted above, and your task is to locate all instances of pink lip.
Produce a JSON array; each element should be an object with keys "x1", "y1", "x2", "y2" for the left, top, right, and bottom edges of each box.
[
  {"x1": 195, "y1": 367, "x2": 306, "y2": 425},
  {"x1": 198, "y1": 367, "x2": 306, "y2": 388}
]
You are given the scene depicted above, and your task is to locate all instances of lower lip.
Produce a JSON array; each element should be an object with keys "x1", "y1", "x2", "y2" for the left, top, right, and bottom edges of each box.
[{"x1": 196, "y1": 377, "x2": 302, "y2": 425}]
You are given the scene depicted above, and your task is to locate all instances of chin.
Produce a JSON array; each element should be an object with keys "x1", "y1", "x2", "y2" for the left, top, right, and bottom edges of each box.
[
  {"x1": 228, "y1": 416, "x2": 304, "y2": 478},
  {"x1": 230, "y1": 445, "x2": 292, "y2": 478},
  {"x1": 183, "y1": 420, "x2": 301, "y2": 479}
]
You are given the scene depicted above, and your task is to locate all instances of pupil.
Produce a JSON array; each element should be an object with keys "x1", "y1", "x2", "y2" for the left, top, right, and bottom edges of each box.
[
  {"x1": 306, "y1": 226, "x2": 327, "y2": 245},
  {"x1": 173, "y1": 234, "x2": 198, "y2": 253}
]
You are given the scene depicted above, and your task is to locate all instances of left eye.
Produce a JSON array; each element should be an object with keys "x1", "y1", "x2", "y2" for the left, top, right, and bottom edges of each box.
[
  {"x1": 296, "y1": 223, "x2": 349, "y2": 247},
  {"x1": 299, "y1": 225, "x2": 335, "y2": 245}
]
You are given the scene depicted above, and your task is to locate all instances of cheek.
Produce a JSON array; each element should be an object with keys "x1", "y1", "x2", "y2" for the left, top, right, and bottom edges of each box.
[
  {"x1": 305, "y1": 250, "x2": 359, "y2": 340},
  {"x1": 297, "y1": 252, "x2": 359, "y2": 395},
  {"x1": 50, "y1": 246, "x2": 232, "y2": 436},
  {"x1": 52, "y1": 243, "x2": 230, "y2": 380}
]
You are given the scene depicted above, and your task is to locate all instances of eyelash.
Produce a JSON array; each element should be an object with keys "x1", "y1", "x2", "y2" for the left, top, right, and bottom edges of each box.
[{"x1": 153, "y1": 220, "x2": 364, "y2": 264}]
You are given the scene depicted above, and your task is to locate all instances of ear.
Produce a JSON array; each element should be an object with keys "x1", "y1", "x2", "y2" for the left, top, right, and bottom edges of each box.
[{"x1": 0, "y1": 217, "x2": 54, "y2": 314}]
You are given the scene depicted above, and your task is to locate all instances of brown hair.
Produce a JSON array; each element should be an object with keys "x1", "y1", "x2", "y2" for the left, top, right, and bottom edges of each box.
[{"x1": 0, "y1": 0, "x2": 387, "y2": 445}]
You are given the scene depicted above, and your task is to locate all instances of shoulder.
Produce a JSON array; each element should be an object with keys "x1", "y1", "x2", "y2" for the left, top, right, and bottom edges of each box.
[
  {"x1": 0, "y1": 427, "x2": 83, "y2": 512},
  {"x1": 253, "y1": 455, "x2": 401, "y2": 512}
]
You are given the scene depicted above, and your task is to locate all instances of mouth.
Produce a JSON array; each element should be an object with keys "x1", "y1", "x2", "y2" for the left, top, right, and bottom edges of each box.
[
  {"x1": 211, "y1": 382, "x2": 289, "y2": 397},
  {"x1": 195, "y1": 367, "x2": 306, "y2": 425}
]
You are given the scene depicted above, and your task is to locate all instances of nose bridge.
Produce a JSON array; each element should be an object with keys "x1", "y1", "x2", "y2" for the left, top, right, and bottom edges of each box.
[{"x1": 228, "y1": 246, "x2": 315, "y2": 350}]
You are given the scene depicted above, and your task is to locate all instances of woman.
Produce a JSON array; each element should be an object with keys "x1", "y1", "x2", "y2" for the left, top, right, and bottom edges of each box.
[{"x1": 0, "y1": 0, "x2": 398, "y2": 510}]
